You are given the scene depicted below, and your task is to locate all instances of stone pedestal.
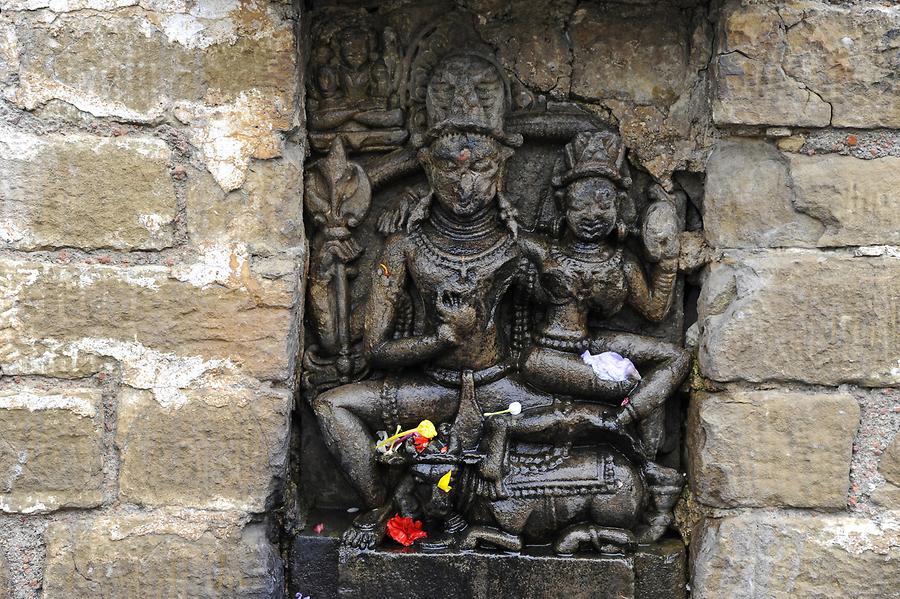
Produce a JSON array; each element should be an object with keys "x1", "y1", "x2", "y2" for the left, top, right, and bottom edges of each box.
[{"x1": 289, "y1": 511, "x2": 686, "y2": 599}]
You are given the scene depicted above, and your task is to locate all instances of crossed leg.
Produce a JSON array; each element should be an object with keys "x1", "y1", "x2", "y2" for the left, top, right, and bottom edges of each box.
[{"x1": 313, "y1": 375, "x2": 459, "y2": 508}]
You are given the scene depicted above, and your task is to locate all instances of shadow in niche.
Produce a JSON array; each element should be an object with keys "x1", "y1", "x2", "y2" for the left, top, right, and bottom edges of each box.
[{"x1": 286, "y1": 1, "x2": 713, "y2": 597}]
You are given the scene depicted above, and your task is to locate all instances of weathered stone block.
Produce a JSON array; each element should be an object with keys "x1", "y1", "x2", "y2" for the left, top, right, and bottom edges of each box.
[
  {"x1": 713, "y1": 1, "x2": 900, "y2": 128},
  {"x1": 692, "y1": 511, "x2": 900, "y2": 599},
  {"x1": 42, "y1": 510, "x2": 283, "y2": 598},
  {"x1": 782, "y1": 3, "x2": 900, "y2": 129},
  {"x1": 116, "y1": 386, "x2": 291, "y2": 512},
  {"x1": 186, "y1": 156, "x2": 304, "y2": 256},
  {"x1": 0, "y1": 257, "x2": 297, "y2": 382},
  {"x1": 872, "y1": 483, "x2": 900, "y2": 509},
  {"x1": 0, "y1": 127, "x2": 176, "y2": 250},
  {"x1": 712, "y1": 3, "x2": 830, "y2": 127},
  {"x1": 570, "y1": 4, "x2": 694, "y2": 106},
  {"x1": 699, "y1": 251, "x2": 900, "y2": 386},
  {"x1": 882, "y1": 435, "x2": 900, "y2": 486},
  {"x1": 0, "y1": 18, "x2": 16, "y2": 89},
  {"x1": 473, "y1": 1, "x2": 572, "y2": 96},
  {"x1": 705, "y1": 140, "x2": 900, "y2": 248},
  {"x1": 9, "y1": 11, "x2": 295, "y2": 121},
  {"x1": 0, "y1": 388, "x2": 103, "y2": 514},
  {"x1": 566, "y1": 3, "x2": 711, "y2": 181},
  {"x1": 8, "y1": 9, "x2": 296, "y2": 189},
  {"x1": 687, "y1": 390, "x2": 859, "y2": 508}
]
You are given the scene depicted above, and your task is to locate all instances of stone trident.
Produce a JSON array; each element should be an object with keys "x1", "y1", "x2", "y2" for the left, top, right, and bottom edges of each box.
[{"x1": 304, "y1": 137, "x2": 372, "y2": 378}]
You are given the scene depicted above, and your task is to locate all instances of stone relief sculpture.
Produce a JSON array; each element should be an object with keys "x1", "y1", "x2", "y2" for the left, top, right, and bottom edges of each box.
[
  {"x1": 308, "y1": 23, "x2": 407, "y2": 152},
  {"x1": 300, "y1": 13, "x2": 700, "y2": 576}
]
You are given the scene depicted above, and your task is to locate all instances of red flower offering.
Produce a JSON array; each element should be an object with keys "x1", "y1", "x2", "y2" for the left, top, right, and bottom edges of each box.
[
  {"x1": 386, "y1": 514, "x2": 427, "y2": 547},
  {"x1": 413, "y1": 434, "x2": 430, "y2": 453}
]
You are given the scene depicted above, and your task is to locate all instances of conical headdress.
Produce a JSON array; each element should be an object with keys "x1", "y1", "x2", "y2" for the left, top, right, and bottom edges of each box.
[
  {"x1": 423, "y1": 52, "x2": 522, "y2": 147},
  {"x1": 555, "y1": 130, "x2": 629, "y2": 188}
]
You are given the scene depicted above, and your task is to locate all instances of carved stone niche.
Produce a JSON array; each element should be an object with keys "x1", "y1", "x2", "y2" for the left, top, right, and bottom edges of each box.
[{"x1": 291, "y1": 5, "x2": 703, "y2": 598}]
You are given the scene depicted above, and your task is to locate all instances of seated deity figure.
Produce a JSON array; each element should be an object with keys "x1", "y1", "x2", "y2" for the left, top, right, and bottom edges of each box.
[
  {"x1": 313, "y1": 51, "x2": 554, "y2": 547},
  {"x1": 478, "y1": 131, "x2": 690, "y2": 542},
  {"x1": 308, "y1": 26, "x2": 406, "y2": 152},
  {"x1": 518, "y1": 131, "x2": 690, "y2": 445}
]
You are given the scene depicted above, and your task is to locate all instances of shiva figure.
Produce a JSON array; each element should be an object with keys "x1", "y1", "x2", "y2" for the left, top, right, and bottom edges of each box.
[{"x1": 313, "y1": 52, "x2": 552, "y2": 548}]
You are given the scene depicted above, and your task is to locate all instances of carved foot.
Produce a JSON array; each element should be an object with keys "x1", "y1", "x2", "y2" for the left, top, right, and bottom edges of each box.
[
  {"x1": 553, "y1": 525, "x2": 636, "y2": 555},
  {"x1": 635, "y1": 512, "x2": 674, "y2": 544},
  {"x1": 342, "y1": 506, "x2": 390, "y2": 549},
  {"x1": 458, "y1": 525, "x2": 523, "y2": 552}
]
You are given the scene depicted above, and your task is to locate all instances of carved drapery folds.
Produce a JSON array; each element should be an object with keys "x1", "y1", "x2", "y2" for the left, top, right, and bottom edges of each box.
[{"x1": 300, "y1": 9, "x2": 701, "y2": 558}]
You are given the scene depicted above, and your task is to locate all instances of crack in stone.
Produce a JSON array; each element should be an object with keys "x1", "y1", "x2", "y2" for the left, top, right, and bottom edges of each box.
[{"x1": 562, "y1": 0, "x2": 580, "y2": 97}]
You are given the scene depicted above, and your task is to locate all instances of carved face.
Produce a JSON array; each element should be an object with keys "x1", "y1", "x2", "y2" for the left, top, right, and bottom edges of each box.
[
  {"x1": 564, "y1": 177, "x2": 618, "y2": 241},
  {"x1": 339, "y1": 30, "x2": 369, "y2": 69},
  {"x1": 421, "y1": 133, "x2": 508, "y2": 218},
  {"x1": 426, "y1": 54, "x2": 506, "y2": 134}
]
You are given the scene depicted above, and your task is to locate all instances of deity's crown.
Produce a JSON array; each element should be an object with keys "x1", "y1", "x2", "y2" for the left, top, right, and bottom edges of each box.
[
  {"x1": 557, "y1": 130, "x2": 630, "y2": 188},
  {"x1": 422, "y1": 51, "x2": 522, "y2": 147}
]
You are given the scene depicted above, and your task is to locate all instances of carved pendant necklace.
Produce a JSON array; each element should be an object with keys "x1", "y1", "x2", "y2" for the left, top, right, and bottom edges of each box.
[
  {"x1": 415, "y1": 229, "x2": 514, "y2": 283},
  {"x1": 550, "y1": 244, "x2": 622, "y2": 301}
]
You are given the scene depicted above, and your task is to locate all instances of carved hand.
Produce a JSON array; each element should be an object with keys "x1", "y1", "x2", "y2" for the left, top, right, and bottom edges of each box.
[
  {"x1": 435, "y1": 291, "x2": 478, "y2": 346},
  {"x1": 376, "y1": 193, "x2": 413, "y2": 235},
  {"x1": 317, "y1": 238, "x2": 363, "y2": 278}
]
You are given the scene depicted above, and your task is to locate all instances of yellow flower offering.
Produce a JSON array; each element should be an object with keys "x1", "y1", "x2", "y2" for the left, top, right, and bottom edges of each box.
[
  {"x1": 375, "y1": 419, "x2": 438, "y2": 449},
  {"x1": 437, "y1": 470, "x2": 453, "y2": 492}
]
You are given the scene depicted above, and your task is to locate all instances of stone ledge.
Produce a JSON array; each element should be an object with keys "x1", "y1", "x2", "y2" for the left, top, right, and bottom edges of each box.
[{"x1": 289, "y1": 511, "x2": 686, "y2": 599}]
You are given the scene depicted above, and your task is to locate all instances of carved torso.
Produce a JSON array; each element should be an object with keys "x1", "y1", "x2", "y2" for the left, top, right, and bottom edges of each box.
[
  {"x1": 523, "y1": 234, "x2": 631, "y2": 344},
  {"x1": 539, "y1": 244, "x2": 627, "y2": 315},
  {"x1": 405, "y1": 223, "x2": 521, "y2": 370}
]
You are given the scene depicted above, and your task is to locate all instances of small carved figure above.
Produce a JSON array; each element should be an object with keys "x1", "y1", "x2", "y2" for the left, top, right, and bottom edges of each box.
[{"x1": 308, "y1": 24, "x2": 407, "y2": 152}]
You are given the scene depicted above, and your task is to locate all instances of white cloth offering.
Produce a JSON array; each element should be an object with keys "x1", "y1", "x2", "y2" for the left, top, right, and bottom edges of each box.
[{"x1": 580, "y1": 350, "x2": 641, "y2": 382}]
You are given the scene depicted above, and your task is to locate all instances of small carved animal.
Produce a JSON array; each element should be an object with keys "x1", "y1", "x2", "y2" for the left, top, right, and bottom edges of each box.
[{"x1": 409, "y1": 443, "x2": 646, "y2": 554}]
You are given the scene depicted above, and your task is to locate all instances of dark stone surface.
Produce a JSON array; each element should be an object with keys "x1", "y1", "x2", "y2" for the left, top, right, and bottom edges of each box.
[
  {"x1": 634, "y1": 539, "x2": 687, "y2": 599},
  {"x1": 339, "y1": 547, "x2": 634, "y2": 599},
  {"x1": 289, "y1": 512, "x2": 343, "y2": 599},
  {"x1": 294, "y1": 5, "x2": 703, "y2": 596},
  {"x1": 290, "y1": 511, "x2": 686, "y2": 599}
]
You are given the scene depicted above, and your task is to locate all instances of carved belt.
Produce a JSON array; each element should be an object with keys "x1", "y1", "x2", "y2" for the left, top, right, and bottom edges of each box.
[
  {"x1": 423, "y1": 361, "x2": 514, "y2": 388},
  {"x1": 531, "y1": 333, "x2": 589, "y2": 353}
]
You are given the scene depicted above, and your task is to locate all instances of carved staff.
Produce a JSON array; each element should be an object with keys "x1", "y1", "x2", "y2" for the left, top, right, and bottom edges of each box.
[{"x1": 304, "y1": 137, "x2": 372, "y2": 378}]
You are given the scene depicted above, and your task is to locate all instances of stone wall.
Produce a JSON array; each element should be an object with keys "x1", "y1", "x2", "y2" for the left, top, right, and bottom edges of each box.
[
  {"x1": 0, "y1": 0, "x2": 304, "y2": 597},
  {"x1": 689, "y1": 1, "x2": 899, "y2": 597}
]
